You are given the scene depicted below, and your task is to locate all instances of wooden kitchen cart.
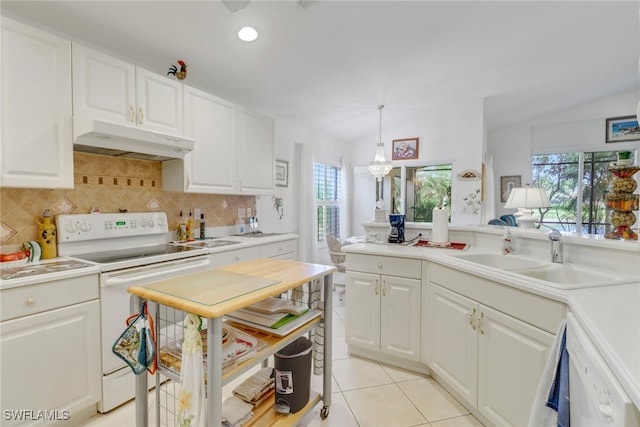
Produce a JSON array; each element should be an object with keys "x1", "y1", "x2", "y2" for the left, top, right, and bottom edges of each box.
[{"x1": 128, "y1": 258, "x2": 335, "y2": 427}]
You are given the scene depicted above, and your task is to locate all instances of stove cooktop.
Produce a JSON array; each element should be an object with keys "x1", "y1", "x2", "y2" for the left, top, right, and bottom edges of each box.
[
  {"x1": 71, "y1": 243, "x2": 201, "y2": 265},
  {"x1": 0, "y1": 259, "x2": 96, "y2": 281}
]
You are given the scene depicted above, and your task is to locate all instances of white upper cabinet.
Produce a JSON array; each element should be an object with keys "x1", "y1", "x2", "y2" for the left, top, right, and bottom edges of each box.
[
  {"x1": 164, "y1": 86, "x2": 237, "y2": 193},
  {"x1": 72, "y1": 44, "x2": 135, "y2": 126},
  {"x1": 135, "y1": 67, "x2": 183, "y2": 135},
  {"x1": 237, "y1": 107, "x2": 274, "y2": 194},
  {"x1": 73, "y1": 44, "x2": 183, "y2": 136},
  {"x1": 1, "y1": 17, "x2": 74, "y2": 189}
]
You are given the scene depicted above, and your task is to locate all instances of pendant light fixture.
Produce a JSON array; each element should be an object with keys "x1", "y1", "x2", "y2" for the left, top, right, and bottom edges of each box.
[
  {"x1": 368, "y1": 105, "x2": 392, "y2": 180},
  {"x1": 368, "y1": 105, "x2": 393, "y2": 210}
]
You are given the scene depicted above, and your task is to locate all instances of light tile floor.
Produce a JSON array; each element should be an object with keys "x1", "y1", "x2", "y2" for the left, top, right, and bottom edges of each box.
[{"x1": 79, "y1": 291, "x2": 484, "y2": 427}]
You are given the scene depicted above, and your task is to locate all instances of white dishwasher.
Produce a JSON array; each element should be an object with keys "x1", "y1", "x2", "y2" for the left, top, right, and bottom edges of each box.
[{"x1": 566, "y1": 313, "x2": 640, "y2": 426}]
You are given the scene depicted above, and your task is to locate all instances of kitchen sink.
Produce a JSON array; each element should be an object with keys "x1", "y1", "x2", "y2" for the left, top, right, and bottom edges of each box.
[
  {"x1": 231, "y1": 232, "x2": 283, "y2": 238},
  {"x1": 512, "y1": 264, "x2": 624, "y2": 289},
  {"x1": 453, "y1": 253, "x2": 547, "y2": 271},
  {"x1": 184, "y1": 239, "x2": 241, "y2": 248},
  {"x1": 453, "y1": 252, "x2": 632, "y2": 289}
]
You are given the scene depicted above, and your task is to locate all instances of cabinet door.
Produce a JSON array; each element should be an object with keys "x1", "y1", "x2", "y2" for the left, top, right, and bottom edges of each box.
[
  {"x1": 136, "y1": 67, "x2": 183, "y2": 135},
  {"x1": 237, "y1": 107, "x2": 274, "y2": 194},
  {"x1": 72, "y1": 44, "x2": 136, "y2": 126},
  {"x1": 1, "y1": 17, "x2": 73, "y2": 189},
  {"x1": 428, "y1": 283, "x2": 478, "y2": 406},
  {"x1": 345, "y1": 271, "x2": 380, "y2": 352},
  {"x1": 182, "y1": 86, "x2": 237, "y2": 193},
  {"x1": 380, "y1": 275, "x2": 421, "y2": 361},
  {"x1": 1, "y1": 301, "x2": 101, "y2": 422},
  {"x1": 477, "y1": 304, "x2": 554, "y2": 427}
]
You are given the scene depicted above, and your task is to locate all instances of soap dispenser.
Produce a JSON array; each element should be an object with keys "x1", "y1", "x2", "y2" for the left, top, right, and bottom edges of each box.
[{"x1": 502, "y1": 228, "x2": 516, "y2": 255}]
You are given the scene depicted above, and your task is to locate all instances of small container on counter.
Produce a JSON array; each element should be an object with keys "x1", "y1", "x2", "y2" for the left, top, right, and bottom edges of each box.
[{"x1": 36, "y1": 209, "x2": 57, "y2": 259}]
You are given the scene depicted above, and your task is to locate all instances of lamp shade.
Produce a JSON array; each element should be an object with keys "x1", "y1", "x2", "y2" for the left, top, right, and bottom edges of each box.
[
  {"x1": 504, "y1": 186, "x2": 551, "y2": 209},
  {"x1": 503, "y1": 186, "x2": 551, "y2": 228}
]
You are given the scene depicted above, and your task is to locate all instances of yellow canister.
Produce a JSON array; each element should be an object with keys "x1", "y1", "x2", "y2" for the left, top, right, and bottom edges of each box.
[{"x1": 36, "y1": 209, "x2": 57, "y2": 259}]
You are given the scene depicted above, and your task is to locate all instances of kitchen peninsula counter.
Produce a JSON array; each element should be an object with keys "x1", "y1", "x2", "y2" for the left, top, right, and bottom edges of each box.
[{"x1": 342, "y1": 236, "x2": 640, "y2": 413}]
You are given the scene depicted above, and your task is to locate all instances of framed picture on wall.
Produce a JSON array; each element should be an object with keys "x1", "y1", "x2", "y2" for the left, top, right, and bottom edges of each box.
[
  {"x1": 392, "y1": 138, "x2": 419, "y2": 160},
  {"x1": 500, "y1": 175, "x2": 521, "y2": 203},
  {"x1": 275, "y1": 159, "x2": 289, "y2": 187},
  {"x1": 606, "y1": 115, "x2": 640, "y2": 143}
]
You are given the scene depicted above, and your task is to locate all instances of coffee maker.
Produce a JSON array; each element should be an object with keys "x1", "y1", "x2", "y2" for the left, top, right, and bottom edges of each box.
[{"x1": 388, "y1": 214, "x2": 405, "y2": 244}]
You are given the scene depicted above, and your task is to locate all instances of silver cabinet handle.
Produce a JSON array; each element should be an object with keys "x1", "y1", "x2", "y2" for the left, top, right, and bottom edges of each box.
[
  {"x1": 374, "y1": 280, "x2": 379, "y2": 296},
  {"x1": 129, "y1": 105, "x2": 136, "y2": 122},
  {"x1": 479, "y1": 312, "x2": 485, "y2": 335},
  {"x1": 26, "y1": 298, "x2": 35, "y2": 305},
  {"x1": 137, "y1": 107, "x2": 144, "y2": 124},
  {"x1": 382, "y1": 280, "x2": 386, "y2": 296}
]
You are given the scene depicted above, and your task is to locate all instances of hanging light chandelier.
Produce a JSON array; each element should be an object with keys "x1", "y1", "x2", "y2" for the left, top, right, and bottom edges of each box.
[{"x1": 368, "y1": 105, "x2": 392, "y2": 181}]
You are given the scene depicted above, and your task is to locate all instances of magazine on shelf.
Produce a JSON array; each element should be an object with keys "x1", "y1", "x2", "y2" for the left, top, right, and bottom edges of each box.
[{"x1": 225, "y1": 309, "x2": 322, "y2": 337}]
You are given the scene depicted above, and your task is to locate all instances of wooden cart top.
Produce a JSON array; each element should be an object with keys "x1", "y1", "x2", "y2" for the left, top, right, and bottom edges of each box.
[{"x1": 127, "y1": 258, "x2": 335, "y2": 318}]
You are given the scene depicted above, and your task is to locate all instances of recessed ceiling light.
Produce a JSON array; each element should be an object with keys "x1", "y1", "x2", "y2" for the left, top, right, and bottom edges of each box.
[{"x1": 238, "y1": 26, "x2": 258, "y2": 42}]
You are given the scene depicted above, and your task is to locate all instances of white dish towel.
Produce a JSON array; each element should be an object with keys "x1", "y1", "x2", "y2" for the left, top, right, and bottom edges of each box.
[
  {"x1": 177, "y1": 313, "x2": 206, "y2": 427},
  {"x1": 528, "y1": 320, "x2": 567, "y2": 427}
]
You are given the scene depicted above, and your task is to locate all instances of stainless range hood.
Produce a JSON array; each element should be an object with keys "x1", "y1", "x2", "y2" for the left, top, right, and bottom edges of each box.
[{"x1": 73, "y1": 116, "x2": 195, "y2": 161}]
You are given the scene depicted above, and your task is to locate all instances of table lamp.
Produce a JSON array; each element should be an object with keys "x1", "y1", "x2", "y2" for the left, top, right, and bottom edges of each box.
[{"x1": 504, "y1": 185, "x2": 552, "y2": 228}]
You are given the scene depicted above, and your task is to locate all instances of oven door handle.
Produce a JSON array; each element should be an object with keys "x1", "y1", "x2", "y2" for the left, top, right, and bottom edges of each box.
[{"x1": 102, "y1": 259, "x2": 210, "y2": 287}]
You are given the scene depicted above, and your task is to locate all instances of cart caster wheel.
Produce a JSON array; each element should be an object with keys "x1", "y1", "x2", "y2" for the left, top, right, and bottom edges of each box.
[{"x1": 320, "y1": 406, "x2": 330, "y2": 419}]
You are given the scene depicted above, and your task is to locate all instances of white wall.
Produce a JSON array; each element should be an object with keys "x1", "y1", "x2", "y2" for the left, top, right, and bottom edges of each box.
[
  {"x1": 255, "y1": 116, "x2": 352, "y2": 265},
  {"x1": 350, "y1": 99, "x2": 486, "y2": 237},
  {"x1": 488, "y1": 90, "x2": 640, "y2": 218}
]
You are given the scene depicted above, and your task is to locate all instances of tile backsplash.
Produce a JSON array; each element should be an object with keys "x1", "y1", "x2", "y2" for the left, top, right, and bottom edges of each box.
[{"x1": 0, "y1": 152, "x2": 255, "y2": 245}]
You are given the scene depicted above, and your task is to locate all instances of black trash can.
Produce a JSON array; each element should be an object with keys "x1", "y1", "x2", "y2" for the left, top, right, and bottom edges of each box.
[{"x1": 273, "y1": 336, "x2": 313, "y2": 414}]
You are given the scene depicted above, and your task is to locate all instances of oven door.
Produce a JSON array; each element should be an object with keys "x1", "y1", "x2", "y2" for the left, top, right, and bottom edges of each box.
[{"x1": 100, "y1": 255, "x2": 210, "y2": 375}]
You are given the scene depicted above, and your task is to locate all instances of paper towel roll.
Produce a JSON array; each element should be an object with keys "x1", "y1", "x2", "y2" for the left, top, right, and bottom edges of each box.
[{"x1": 432, "y1": 208, "x2": 449, "y2": 243}]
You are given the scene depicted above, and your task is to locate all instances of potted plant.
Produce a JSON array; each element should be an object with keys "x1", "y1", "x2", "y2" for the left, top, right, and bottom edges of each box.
[{"x1": 617, "y1": 151, "x2": 633, "y2": 165}]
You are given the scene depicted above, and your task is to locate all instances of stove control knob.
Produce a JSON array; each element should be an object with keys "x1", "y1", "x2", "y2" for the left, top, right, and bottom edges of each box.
[
  {"x1": 65, "y1": 222, "x2": 78, "y2": 233},
  {"x1": 79, "y1": 221, "x2": 91, "y2": 232},
  {"x1": 140, "y1": 218, "x2": 148, "y2": 227}
]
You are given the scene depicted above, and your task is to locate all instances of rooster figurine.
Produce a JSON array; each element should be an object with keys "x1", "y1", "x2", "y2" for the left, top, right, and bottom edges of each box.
[{"x1": 167, "y1": 60, "x2": 187, "y2": 80}]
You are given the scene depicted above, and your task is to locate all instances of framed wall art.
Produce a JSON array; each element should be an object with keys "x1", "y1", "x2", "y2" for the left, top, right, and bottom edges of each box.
[
  {"x1": 275, "y1": 159, "x2": 288, "y2": 187},
  {"x1": 391, "y1": 138, "x2": 419, "y2": 160},
  {"x1": 605, "y1": 115, "x2": 640, "y2": 143},
  {"x1": 500, "y1": 175, "x2": 521, "y2": 203}
]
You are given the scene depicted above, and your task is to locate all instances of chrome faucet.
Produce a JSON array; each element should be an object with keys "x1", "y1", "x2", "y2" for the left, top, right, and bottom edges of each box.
[{"x1": 548, "y1": 230, "x2": 563, "y2": 263}]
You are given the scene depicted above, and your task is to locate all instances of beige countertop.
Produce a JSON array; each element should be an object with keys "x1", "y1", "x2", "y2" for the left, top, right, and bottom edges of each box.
[{"x1": 128, "y1": 258, "x2": 335, "y2": 318}]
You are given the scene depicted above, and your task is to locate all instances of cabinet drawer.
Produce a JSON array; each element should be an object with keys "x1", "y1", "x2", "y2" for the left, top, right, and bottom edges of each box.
[
  {"x1": 430, "y1": 264, "x2": 564, "y2": 334},
  {"x1": 1, "y1": 274, "x2": 99, "y2": 321},
  {"x1": 261, "y1": 239, "x2": 297, "y2": 258},
  {"x1": 209, "y1": 246, "x2": 261, "y2": 269},
  {"x1": 346, "y1": 253, "x2": 421, "y2": 279}
]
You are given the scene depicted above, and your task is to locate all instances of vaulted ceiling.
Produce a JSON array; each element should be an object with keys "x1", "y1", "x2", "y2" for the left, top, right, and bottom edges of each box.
[{"x1": 3, "y1": 1, "x2": 639, "y2": 144}]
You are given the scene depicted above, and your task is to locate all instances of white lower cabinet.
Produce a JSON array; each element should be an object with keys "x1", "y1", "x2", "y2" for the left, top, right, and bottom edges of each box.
[
  {"x1": 345, "y1": 254, "x2": 421, "y2": 362},
  {"x1": 428, "y1": 281, "x2": 555, "y2": 427},
  {"x1": 1, "y1": 299, "x2": 101, "y2": 425},
  {"x1": 208, "y1": 246, "x2": 261, "y2": 269},
  {"x1": 260, "y1": 239, "x2": 297, "y2": 260}
]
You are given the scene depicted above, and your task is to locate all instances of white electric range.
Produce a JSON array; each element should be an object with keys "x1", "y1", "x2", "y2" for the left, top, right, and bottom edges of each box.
[{"x1": 56, "y1": 212, "x2": 211, "y2": 412}]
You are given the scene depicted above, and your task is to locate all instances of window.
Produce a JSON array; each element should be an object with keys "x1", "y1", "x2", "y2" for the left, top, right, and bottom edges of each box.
[
  {"x1": 532, "y1": 150, "x2": 625, "y2": 234},
  {"x1": 390, "y1": 164, "x2": 452, "y2": 222},
  {"x1": 314, "y1": 162, "x2": 342, "y2": 241}
]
